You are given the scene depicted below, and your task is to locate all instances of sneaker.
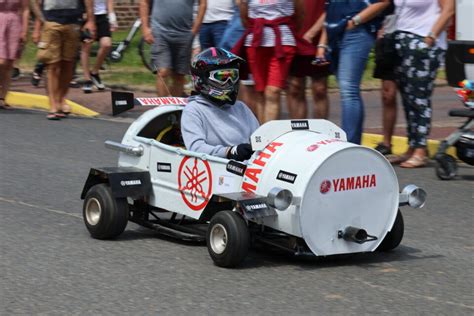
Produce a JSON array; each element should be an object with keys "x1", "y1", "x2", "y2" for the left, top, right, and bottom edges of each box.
[
  {"x1": 31, "y1": 72, "x2": 41, "y2": 87},
  {"x1": 374, "y1": 143, "x2": 392, "y2": 156},
  {"x1": 83, "y1": 80, "x2": 93, "y2": 94},
  {"x1": 90, "y1": 72, "x2": 105, "y2": 90}
]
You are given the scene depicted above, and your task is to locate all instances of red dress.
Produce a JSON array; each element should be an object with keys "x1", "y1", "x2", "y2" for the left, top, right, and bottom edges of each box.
[{"x1": 0, "y1": 0, "x2": 24, "y2": 60}]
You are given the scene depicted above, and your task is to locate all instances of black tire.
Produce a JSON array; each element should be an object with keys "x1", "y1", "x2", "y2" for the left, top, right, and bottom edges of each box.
[
  {"x1": 377, "y1": 210, "x2": 404, "y2": 252},
  {"x1": 83, "y1": 184, "x2": 129, "y2": 239},
  {"x1": 435, "y1": 154, "x2": 457, "y2": 180},
  {"x1": 138, "y1": 37, "x2": 156, "y2": 73},
  {"x1": 206, "y1": 211, "x2": 250, "y2": 268}
]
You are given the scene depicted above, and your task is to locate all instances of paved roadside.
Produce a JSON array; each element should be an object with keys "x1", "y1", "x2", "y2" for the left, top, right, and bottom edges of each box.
[{"x1": 8, "y1": 75, "x2": 467, "y2": 155}]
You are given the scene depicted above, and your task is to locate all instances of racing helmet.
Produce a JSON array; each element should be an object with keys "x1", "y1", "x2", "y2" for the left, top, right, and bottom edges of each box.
[{"x1": 191, "y1": 47, "x2": 244, "y2": 106}]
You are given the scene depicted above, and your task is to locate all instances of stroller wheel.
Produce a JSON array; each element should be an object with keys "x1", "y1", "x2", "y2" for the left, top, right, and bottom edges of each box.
[{"x1": 435, "y1": 154, "x2": 457, "y2": 180}]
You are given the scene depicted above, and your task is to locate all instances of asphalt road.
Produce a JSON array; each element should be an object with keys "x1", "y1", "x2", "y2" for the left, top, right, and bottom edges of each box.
[{"x1": 1, "y1": 110, "x2": 473, "y2": 315}]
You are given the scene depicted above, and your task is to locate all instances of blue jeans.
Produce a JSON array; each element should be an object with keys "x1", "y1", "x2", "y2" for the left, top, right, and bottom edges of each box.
[
  {"x1": 199, "y1": 21, "x2": 228, "y2": 50},
  {"x1": 335, "y1": 28, "x2": 375, "y2": 144}
]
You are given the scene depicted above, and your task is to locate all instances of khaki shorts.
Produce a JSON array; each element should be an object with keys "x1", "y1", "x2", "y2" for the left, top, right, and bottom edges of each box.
[{"x1": 37, "y1": 22, "x2": 80, "y2": 64}]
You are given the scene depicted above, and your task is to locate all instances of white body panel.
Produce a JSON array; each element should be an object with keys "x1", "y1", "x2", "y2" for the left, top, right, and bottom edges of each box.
[{"x1": 115, "y1": 105, "x2": 401, "y2": 255}]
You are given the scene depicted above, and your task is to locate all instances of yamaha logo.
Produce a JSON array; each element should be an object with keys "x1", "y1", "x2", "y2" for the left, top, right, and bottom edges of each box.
[
  {"x1": 120, "y1": 180, "x2": 142, "y2": 186},
  {"x1": 291, "y1": 120, "x2": 309, "y2": 130},
  {"x1": 276, "y1": 170, "x2": 297, "y2": 184},
  {"x1": 320, "y1": 180, "x2": 331, "y2": 194}
]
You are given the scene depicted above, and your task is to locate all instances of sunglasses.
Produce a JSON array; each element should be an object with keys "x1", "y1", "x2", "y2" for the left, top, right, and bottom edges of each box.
[{"x1": 209, "y1": 68, "x2": 239, "y2": 85}]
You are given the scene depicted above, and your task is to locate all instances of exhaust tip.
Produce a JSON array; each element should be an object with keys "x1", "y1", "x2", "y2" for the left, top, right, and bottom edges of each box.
[{"x1": 338, "y1": 226, "x2": 377, "y2": 244}]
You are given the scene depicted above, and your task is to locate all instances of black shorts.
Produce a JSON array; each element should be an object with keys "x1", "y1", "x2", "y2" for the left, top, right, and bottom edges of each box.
[
  {"x1": 373, "y1": 38, "x2": 396, "y2": 81},
  {"x1": 289, "y1": 55, "x2": 331, "y2": 79},
  {"x1": 95, "y1": 14, "x2": 111, "y2": 39}
]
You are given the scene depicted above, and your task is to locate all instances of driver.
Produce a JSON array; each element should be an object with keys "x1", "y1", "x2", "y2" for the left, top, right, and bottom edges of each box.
[{"x1": 181, "y1": 47, "x2": 260, "y2": 161}]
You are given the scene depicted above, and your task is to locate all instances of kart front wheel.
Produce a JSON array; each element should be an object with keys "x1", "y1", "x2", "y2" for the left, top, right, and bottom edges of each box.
[
  {"x1": 377, "y1": 210, "x2": 404, "y2": 252},
  {"x1": 83, "y1": 184, "x2": 129, "y2": 239},
  {"x1": 206, "y1": 211, "x2": 249, "y2": 268}
]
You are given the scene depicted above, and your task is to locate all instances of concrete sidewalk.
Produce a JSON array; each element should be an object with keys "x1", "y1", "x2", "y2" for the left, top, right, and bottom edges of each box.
[{"x1": 7, "y1": 75, "x2": 467, "y2": 156}]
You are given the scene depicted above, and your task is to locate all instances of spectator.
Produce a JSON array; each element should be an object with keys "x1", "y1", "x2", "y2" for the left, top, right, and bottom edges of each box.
[
  {"x1": 391, "y1": 0, "x2": 454, "y2": 168},
  {"x1": 234, "y1": 0, "x2": 304, "y2": 123},
  {"x1": 318, "y1": 0, "x2": 390, "y2": 144},
  {"x1": 219, "y1": 0, "x2": 256, "y2": 115},
  {"x1": 373, "y1": 2, "x2": 397, "y2": 156},
  {"x1": 140, "y1": 0, "x2": 207, "y2": 97},
  {"x1": 181, "y1": 47, "x2": 259, "y2": 161},
  {"x1": 81, "y1": 0, "x2": 118, "y2": 93},
  {"x1": 33, "y1": 0, "x2": 96, "y2": 120},
  {"x1": 0, "y1": 0, "x2": 29, "y2": 110},
  {"x1": 200, "y1": 0, "x2": 234, "y2": 50},
  {"x1": 287, "y1": 0, "x2": 329, "y2": 120}
]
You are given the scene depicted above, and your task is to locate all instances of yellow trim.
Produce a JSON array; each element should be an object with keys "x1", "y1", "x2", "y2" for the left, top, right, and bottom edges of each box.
[
  {"x1": 5, "y1": 91, "x2": 99, "y2": 117},
  {"x1": 156, "y1": 125, "x2": 173, "y2": 141},
  {"x1": 362, "y1": 133, "x2": 457, "y2": 158}
]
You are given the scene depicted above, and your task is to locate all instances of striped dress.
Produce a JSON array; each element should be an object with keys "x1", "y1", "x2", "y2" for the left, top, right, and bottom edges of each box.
[
  {"x1": 244, "y1": 0, "x2": 296, "y2": 47},
  {"x1": 0, "y1": 0, "x2": 23, "y2": 60}
]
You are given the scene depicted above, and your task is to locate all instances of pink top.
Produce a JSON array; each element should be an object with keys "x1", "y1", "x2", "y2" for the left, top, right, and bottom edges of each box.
[{"x1": 0, "y1": 0, "x2": 22, "y2": 12}]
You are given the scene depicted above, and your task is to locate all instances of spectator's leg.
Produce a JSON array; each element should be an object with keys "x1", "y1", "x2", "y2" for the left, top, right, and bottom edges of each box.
[
  {"x1": 311, "y1": 76, "x2": 329, "y2": 119},
  {"x1": 264, "y1": 85, "x2": 281, "y2": 121},
  {"x1": 46, "y1": 62, "x2": 62, "y2": 113},
  {"x1": 254, "y1": 91, "x2": 265, "y2": 123},
  {"x1": 381, "y1": 79, "x2": 397, "y2": 147},
  {"x1": 336, "y1": 29, "x2": 374, "y2": 144},
  {"x1": 171, "y1": 73, "x2": 185, "y2": 97},
  {"x1": 287, "y1": 76, "x2": 307, "y2": 119},
  {"x1": 157, "y1": 68, "x2": 172, "y2": 96},
  {"x1": 58, "y1": 60, "x2": 75, "y2": 110},
  {"x1": 80, "y1": 41, "x2": 93, "y2": 81},
  {"x1": 92, "y1": 36, "x2": 112, "y2": 74},
  {"x1": 199, "y1": 23, "x2": 213, "y2": 50},
  {"x1": 0, "y1": 59, "x2": 14, "y2": 102},
  {"x1": 239, "y1": 83, "x2": 257, "y2": 116}
]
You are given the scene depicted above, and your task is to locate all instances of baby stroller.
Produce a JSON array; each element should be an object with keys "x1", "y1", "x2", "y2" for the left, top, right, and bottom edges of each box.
[{"x1": 434, "y1": 80, "x2": 474, "y2": 180}]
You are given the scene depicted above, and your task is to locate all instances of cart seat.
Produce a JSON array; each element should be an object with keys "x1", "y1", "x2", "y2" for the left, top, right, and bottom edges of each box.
[{"x1": 448, "y1": 109, "x2": 474, "y2": 118}]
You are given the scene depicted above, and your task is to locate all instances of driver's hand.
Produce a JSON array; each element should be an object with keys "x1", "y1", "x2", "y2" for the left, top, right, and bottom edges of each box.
[{"x1": 227, "y1": 143, "x2": 253, "y2": 161}]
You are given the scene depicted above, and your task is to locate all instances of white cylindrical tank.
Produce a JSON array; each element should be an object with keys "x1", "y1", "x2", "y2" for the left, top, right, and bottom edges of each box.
[{"x1": 242, "y1": 130, "x2": 399, "y2": 256}]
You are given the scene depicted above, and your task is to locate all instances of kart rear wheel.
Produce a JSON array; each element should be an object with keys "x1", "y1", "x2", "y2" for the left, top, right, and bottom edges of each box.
[
  {"x1": 435, "y1": 154, "x2": 457, "y2": 180},
  {"x1": 377, "y1": 210, "x2": 404, "y2": 252},
  {"x1": 83, "y1": 184, "x2": 129, "y2": 239},
  {"x1": 206, "y1": 211, "x2": 249, "y2": 268}
]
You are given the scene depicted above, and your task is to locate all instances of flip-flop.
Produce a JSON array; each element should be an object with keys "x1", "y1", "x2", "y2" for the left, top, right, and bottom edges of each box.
[
  {"x1": 55, "y1": 110, "x2": 68, "y2": 118},
  {"x1": 46, "y1": 112, "x2": 60, "y2": 120},
  {"x1": 400, "y1": 156, "x2": 428, "y2": 168},
  {"x1": 387, "y1": 154, "x2": 411, "y2": 165}
]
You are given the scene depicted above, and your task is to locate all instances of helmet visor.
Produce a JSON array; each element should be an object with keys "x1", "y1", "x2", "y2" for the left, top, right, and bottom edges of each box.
[{"x1": 209, "y1": 68, "x2": 239, "y2": 86}]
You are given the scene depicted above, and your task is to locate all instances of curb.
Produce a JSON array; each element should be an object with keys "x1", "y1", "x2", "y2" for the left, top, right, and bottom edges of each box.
[
  {"x1": 5, "y1": 91, "x2": 99, "y2": 117},
  {"x1": 362, "y1": 133, "x2": 456, "y2": 158}
]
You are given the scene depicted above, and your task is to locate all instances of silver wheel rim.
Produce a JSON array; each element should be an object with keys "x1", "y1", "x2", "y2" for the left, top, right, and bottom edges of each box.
[
  {"x1": 85, "y1": 197, "x2": 102, "y2": 226},
  {"x1": 210, "y1": 223, "x2": 228, "y2": 254}
]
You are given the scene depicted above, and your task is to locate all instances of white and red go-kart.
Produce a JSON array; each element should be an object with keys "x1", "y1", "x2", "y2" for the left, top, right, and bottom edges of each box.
[{"x1": 81, "y1": 92, "x2": 427, "y2": 268}]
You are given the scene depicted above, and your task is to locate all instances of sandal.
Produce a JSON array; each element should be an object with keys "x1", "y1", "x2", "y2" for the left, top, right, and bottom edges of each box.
[
  {"x1": 400, "y1": 156, "x2": 428, "y2": 168},
  {"x1": 55, "y1": 111, "x2": 67, "y2": 118},
  {"x1": 388, "y1": 154, "x2": 411, "y2": 165},
  {"x1": 46, "y1": 112, "x2": 60, "y2": 120}
]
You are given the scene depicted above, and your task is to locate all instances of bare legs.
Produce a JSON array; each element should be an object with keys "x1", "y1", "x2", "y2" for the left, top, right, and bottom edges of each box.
[
  {"x1": 156, "y1": 68, "x2": 185, "y2": 97},
  {"x1": 0, "y1": 59, "x2": 14, "y2": 106},
  {"x1": 47, "y1": 61, "x2": 74, "y2": 113},
  {"x1": 380, "y1": 79, "x2": 397, "y2": 148},
  {"x1": 81, "y1": 37, "x2": 112, "y2": 80},
  {"x1": 287, "y1": 76, "x2": 329, "y2": 119}
]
